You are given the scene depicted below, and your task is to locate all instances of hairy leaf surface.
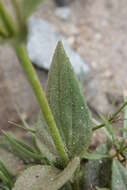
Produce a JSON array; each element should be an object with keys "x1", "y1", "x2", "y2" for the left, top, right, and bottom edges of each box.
[
  {"x1": 46, "y1": 41, "x2": 92, "y2": 157},
  {"x1": 13, "y1": 157, "x2": 80, "y2": 190}
]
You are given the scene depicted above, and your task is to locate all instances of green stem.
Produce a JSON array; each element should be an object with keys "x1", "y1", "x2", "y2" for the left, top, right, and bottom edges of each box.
[
  {"x1": 72, "y1": 179, "x2": 80, "y2": 190},
  {"x1": 10, "y1": 0, "x2": 24, "y2": 29},
  {"x1": 0, "y1": 27, "x2": 9, "y2": 38},
  {"x1": 15, "y1": 43, "x2": 68, "y2": 166},
  {"x1": 93, "y1": 101, "x2": 127, "y2": 131},
  {"x1": 0, "y1": 0, "x2": 16, "y2": 36}
]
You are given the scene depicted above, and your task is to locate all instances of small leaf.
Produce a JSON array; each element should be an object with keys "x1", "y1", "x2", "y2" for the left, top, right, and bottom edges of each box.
[
  {"x1": 100, "y1": 114, "x2": 117, "y2": 149},
  {"x1": 35, "y1": 113, "x2": 58, "y2": 163},
  {"x1": 82, "y1": 151, "x2": 110, "y2": 160},
  {"x1": 123, "y1": 97, "x2": 127, "y2": 138},
  {"x1": 100, "y1": 114, "x2": 115, "y2": 141},
  {"x1": 13, "y1": 157, "x2": 80, "y2": 190},
  {"x1": 112, "y1": 160, "x2": 127, "y2": 190},
  {"x1": 96, "y1": 187, "x2": 109, "y2": 190},
  {"x1": 0, "y1": 171, "x2": 11, "y2": 188},
  {"x1": 0, "y1": 160, "x2": 13, "y2": 181},
  {"x1": 2, "y1": 131, "x2": 47, "y2": 163},
  {"x1": 46, "y1": 41, "x2": 92, "y2": 157},
  {"x1": 0, "y1": 147, "x2": 23, "y2": 176},
  {"x1": 22, "y1": 0, "x2": 43, "y2": 19}
]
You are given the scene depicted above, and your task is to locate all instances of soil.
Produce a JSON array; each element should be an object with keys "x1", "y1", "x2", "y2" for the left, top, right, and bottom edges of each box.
[{"x1": 34, "y1": 0, "x2": 127, "y2": 103}]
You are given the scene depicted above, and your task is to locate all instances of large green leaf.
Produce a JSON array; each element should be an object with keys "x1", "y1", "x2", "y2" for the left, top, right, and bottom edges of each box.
[
  {"x1": 22, "y1": 0, "x2": 43, "y2": 19},
  {"x1": 13, "y1": 157, "x2": 80, "y2": 190},
  {"x1": 46, "y1": 41, "x2": 92, "y2": 158},
  {"x1": 112, "y1": 160, "x2": 127, "y2": 190}
]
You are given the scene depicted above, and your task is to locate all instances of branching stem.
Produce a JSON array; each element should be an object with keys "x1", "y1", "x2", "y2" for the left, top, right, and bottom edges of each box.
[{"x1": 93, "y1": 101, "x2": 127, "y2": 131}]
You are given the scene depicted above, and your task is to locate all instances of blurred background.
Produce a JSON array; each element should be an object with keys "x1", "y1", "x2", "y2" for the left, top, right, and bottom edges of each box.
[{"x1": 0, "y1": 0, "x2": 127, "y2": 140}]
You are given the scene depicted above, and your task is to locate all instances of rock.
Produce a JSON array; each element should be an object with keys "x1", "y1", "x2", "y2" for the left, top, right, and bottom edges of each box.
[
  {"x1": 55, "y1": 7, "x2": 71, "y2": 20},
  {"x1": 27, "y1": 17, "x2": 90, "y2": 76},
  {"x1": 82, "y1": 73, "x2": 114, "y2": 115}
]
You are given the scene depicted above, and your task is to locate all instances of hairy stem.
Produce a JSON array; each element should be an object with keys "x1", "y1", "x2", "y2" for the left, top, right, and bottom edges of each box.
[
  {"x1": 15, "y1": 43, "x2": 68, "y2": 166},
  {"x1": 93, "y1": 101, "x2": 127, "y2": 131}
]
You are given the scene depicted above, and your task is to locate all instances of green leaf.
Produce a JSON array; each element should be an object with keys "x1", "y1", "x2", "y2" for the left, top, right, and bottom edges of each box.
[
  {"x1": 0, "y1": 160, "x2": 13, "y2": 181},
  {"x1": 12, "y1": 157, "x2": 80, "y2": 190},
  {"x1": 0, "y1": 171, "x2": 11, "y2": 188},
  {"x1": 22, "y1": 0, "x2": 43, "y2": 19},
  {"x1": 35, "y1": 113, "x2": 59, "y2": 163},
  {"x1": 123, "y1": 97, "x2": 127, "y2": 138},
  {"x1": 2, "y1": 131, "x2": 47, "y2": 163},
  {"x1": 46, "y1": 41, "x2": 92, "y2": 157},
  {"x1": 0, "y1": 147, "x2": 24, "y2": 176},
  {"x1": 82, "y1": 151, "x2": 110, "y2": 160},
  {"x1": 100, "y1": 114, "x2": 118, "y2": 149},
  {"x1": 112, "y1": 160, "x2": 127, "y2": 190},
  {"x1": 96, "y1": 187, "x2": 109, "y2": 190},
  {"x1": 100, "y1": 114, "x2": 115, "y2": 141}
]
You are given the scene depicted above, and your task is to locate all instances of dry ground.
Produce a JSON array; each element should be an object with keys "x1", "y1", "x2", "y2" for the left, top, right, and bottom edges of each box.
[{"x1": 34, "y1": 0, "x2": 127, "y2": 111}]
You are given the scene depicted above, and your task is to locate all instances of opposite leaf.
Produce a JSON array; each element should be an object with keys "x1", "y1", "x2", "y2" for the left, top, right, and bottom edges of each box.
[
  {"x1": 112, "y1": 160, "x2": 127, "y2": 190},
  {"x1": 13, "y1": 157, "x2": 80, "y2": 190},
  {"x1": 46, "y1": 41, "x2": 92, "y2": 158}
]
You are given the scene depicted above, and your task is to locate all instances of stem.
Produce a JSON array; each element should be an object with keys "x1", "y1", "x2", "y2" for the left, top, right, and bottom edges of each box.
[
  {"x1": 0, "y1": 27, "x2": 8, "y2": 38},
  {"x1": 93, "y1": 101, "x2": 127, "y2": 131},
  {"x1": 15, "y1": 43, "x2": 68, "y2": 166},
  {"x1": 10, "y1": 0, "x2": 24, "y2": 28},
  {"x1": 72, "y1": 179, "x2": 80, "y2": 190},
  {"x1": 0, "y1": 0, "x2": 17, "y2": 36}
]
